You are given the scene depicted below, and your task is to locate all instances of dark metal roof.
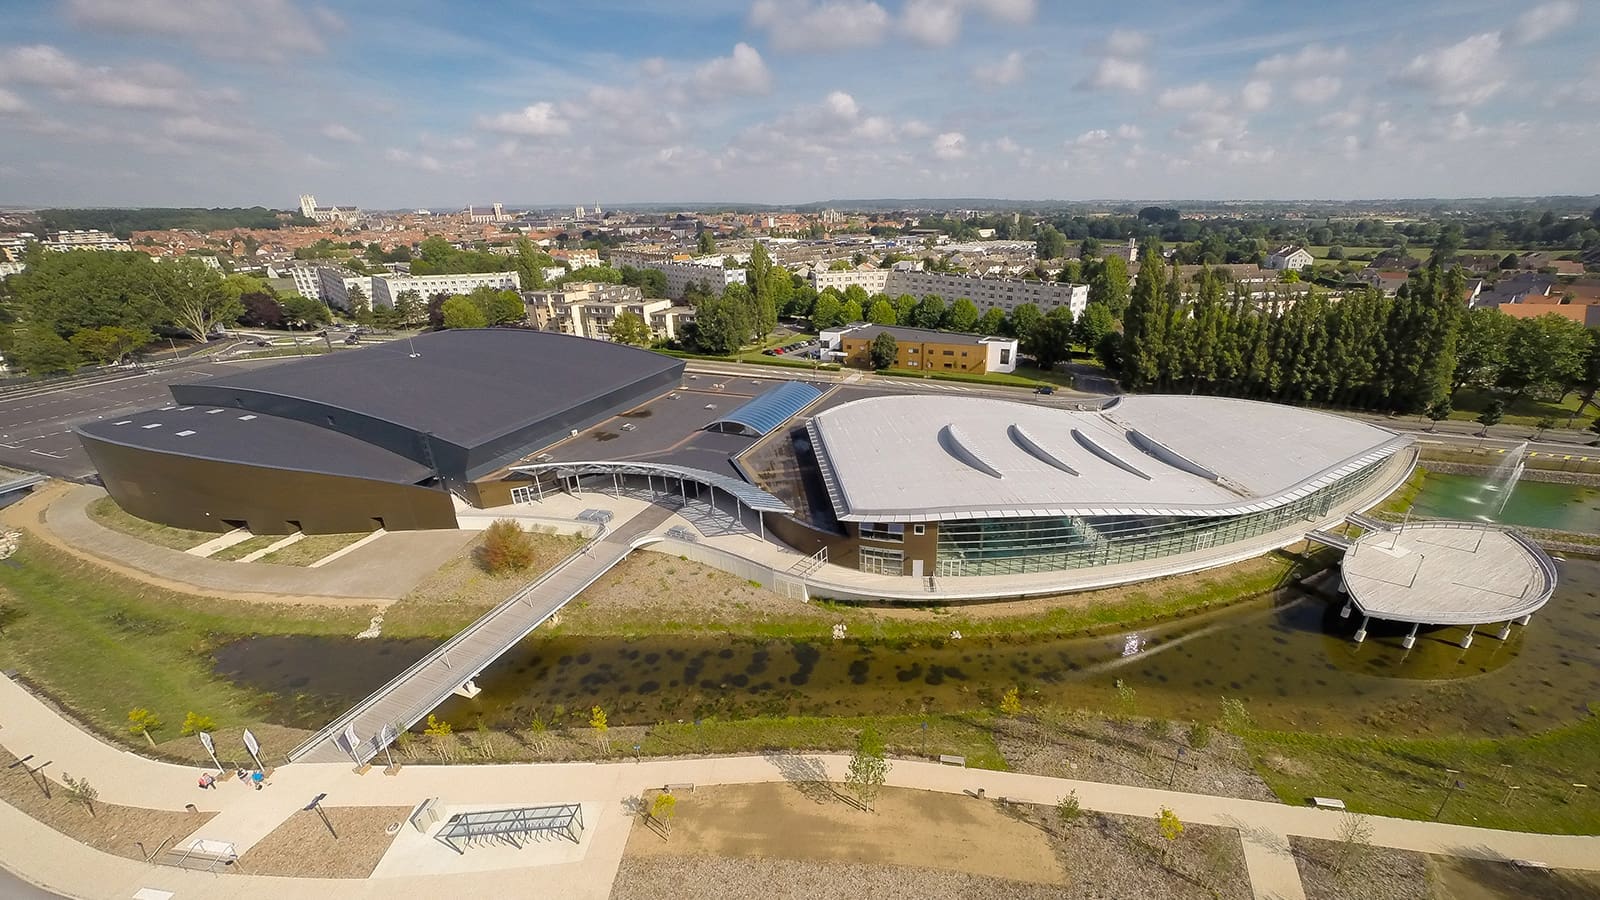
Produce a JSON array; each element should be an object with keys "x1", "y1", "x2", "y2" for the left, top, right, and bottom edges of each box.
[
  {"x1": 170, "y1": 329, "x2": 684, "y2": 450},
  {"x1": 76, "y1": 406, "x2": 435, "y2": 484},
  {"x1": 706, "y1": 381, "x2": 823, "y2": 436}
]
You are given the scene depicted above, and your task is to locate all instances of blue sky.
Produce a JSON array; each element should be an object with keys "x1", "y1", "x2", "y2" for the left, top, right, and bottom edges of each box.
[{"x1": 1, "y1": 0, "x2": 1596, "y2": 207}]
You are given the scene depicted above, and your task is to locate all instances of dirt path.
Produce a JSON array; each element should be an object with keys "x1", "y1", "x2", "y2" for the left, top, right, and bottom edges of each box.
[{"x1": 0, "y1": 482, "x2": 392, "y2": 608}]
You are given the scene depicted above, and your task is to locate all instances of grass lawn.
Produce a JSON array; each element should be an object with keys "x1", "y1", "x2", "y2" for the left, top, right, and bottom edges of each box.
[
  {"x1": 209, "y1": 533, "x2": 283, "y2": 561},
  {"x1": 380, "y1": 530, "x2": 585, "y2": 638},
  {"x1": 85, "y1": 496, "x2": 217, "y2": 551},
  {"x1": 0, "y1": 538, "x2": 371, "y2": 748},
  {"x1": 640, "y1": 712, "x2": 1008, "y2": 770},
  {"x1": 259, "y1": 531, "x2": 368, "y2": 566},
  {"x1": 1245, "y1": 712, "x2": 1600, "y2": 835},
  {"x1": 876, "y1": 364, "x2": 1078, "y2": 390},
  {"x1": 1446, "y1": 386, "x2": 1595, "y2": 429}
]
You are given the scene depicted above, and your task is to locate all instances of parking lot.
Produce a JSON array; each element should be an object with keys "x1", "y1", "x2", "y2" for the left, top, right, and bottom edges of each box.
[{"x1": 0, "y1": 358, "x2": 283, "y2": 479}]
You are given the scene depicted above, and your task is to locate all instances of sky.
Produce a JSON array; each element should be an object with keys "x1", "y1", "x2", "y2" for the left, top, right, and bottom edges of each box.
[{"x1": 1, "y1": 0, "x2": 1597, "y2": 208}]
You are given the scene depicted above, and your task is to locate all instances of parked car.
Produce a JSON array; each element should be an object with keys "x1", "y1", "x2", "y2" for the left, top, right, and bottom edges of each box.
[{"x1": 1034, "y1": 385, "x2": 1055, "y2": 395}]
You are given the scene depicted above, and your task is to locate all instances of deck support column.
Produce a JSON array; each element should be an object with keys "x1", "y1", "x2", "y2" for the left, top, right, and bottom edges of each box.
[
  {"x1": 1516, "y1": 613, "x2": 1531, "y2": 626},
  {"x1": 1339, "y1": 601, "x2": 1352, "y2": 619},
  {"x1": 1496, "y1": 621, "x2": 1513, "y2": 641},
  {"x1": 1402, "y1": 622, "x2": 1419, "y2": 649},
  {"x1": 1460, "y1": 624, "x2": 1475, "y2": 650},
  {"x1": 1353, "y1": 616, "x2": 1369, "y2": 644},
  {"x1": 759, "y1": 512, "x2": 765, "y2": 542},
  {"x1": 680, "y1": 479, "x2": 686, "y2": 506}
]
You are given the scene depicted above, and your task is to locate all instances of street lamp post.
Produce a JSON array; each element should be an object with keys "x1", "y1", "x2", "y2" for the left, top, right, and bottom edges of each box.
[
  {"x1": 1434, "y1": 779, "x2": 1465, "y2": 820},
  {"x1": 1167, "y1": 747, "x2": 1187, "y2": 788}
]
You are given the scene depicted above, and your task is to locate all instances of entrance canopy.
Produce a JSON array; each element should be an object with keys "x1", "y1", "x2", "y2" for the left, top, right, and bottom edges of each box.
[
  {"x1": 706, "y1": 380, "x2": 824, "y2": 436},
  {"x1": 511, "y1": 460, "x2": 792, "y2": 513}
]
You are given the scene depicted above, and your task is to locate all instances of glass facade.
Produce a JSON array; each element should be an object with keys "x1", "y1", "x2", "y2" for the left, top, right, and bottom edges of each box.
[
  {"x1": 859, "y1": 546, "x2": 905, "y2": 575},
  {"x1": 931, "y1": 457, "x2": 1391, "y2": 577}
]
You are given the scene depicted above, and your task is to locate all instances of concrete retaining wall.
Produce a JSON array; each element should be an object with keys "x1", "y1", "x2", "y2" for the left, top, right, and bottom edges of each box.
[{"x1": 1418, "y1": 459, "x2": 1600, "y2": 487}]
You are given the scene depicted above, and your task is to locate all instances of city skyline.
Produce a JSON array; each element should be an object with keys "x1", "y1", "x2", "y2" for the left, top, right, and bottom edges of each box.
[{"x1": 1, "y1": 0, "x2": 1596, "y2": 207}]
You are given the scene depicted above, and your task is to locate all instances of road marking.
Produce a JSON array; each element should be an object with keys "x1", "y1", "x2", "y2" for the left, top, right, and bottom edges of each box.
[{"x1": 28, "y1": 449, "x2": 66, "y2": 459}]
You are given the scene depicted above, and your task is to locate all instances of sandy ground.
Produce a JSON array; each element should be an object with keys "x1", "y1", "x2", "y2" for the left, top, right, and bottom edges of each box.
[
  {"x1": 0, "y1": 748, "x2": 215, "y2": 862},
  {"x1": 995, "y1": 712, "x2": 1278, "y2": 802},
  {"x1": 1429, "y1": 856, "x2": 1600, "y2": 900},
  {"x1": 613, "y1": 783, "x2": 1250, "y2": 899},
  {"x1": 239, "y1": 806, "x2": 409, "y2": 878}
]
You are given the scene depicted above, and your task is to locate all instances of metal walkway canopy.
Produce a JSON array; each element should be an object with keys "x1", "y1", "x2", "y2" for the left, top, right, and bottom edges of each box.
[
  {"x1": 436, "y1": 803, "x2": 585, "y2": 853},
  {"x1": 512, "y1": 460, "x2": 792, "y2": 514},
  {"x1": 705, "y1": 380, "x2": 823, "y2": 436}
]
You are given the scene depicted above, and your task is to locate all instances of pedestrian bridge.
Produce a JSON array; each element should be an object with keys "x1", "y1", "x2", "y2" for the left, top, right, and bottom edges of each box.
[{"x1": 288, "y1": 501, "x2": 677, "y2": 764}]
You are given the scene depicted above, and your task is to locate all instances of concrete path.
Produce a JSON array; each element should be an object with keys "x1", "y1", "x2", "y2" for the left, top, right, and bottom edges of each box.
[
  {"x1": 5, "y1": 673, "x2": 1600, "y2": 900},
  {"x1": 31, "y1": 484, "x2": 474, "y2": 601}
]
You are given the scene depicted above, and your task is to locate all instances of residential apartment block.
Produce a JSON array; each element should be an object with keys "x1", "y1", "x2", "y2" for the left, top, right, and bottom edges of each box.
[
  {"x1": 822, "y1": 323, "x2": 1019, "y2": 373},
  {"x1": 368, "y1": 271, "x2": 522, "y2": 308},
  {"x1": 45, "y1": 229, "x2": 130, "y2": 252},
  {"x1": 524, "y1": 282, "x2": 694, "y2": 341},
  {"x1": 608, "y1": 250, "x2": 747, "y2": 299},
  {"x1": 811, "y1": 267, "x2": 891, "y2": 294},
  {"x1": 885, "y1": 271, "x2": 1088, "y2": 319}
]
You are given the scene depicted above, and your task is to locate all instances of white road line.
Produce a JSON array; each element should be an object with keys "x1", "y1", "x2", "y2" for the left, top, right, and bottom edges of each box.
[{"x1": 28, "y1": 449, "x2": 66, "y2": 459}]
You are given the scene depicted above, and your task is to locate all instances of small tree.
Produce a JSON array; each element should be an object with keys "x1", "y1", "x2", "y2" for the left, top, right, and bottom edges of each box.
[
  {"x1": 998, "y1": 686, "x2": 1022, "y2": 717},
  {"x1": 590, "y1": 705, "x2": 609, "y2": 752},
  {"x1": 868, "y1": 331, "x2": 898, "y2": 370},
  {"x1": 477, "y1": 519, "x2": 537, "y2": 573},
  {"x1": 1476, "y1": 398, "x2": 1505, "y2": 435},
  {"x1": 1157, "y1": 806, "x2": 1184, "y2": 858},
  {"x1": 1114, "y1": 679, "x2": 1138, "y2": 722},
  {"x1": 1425, "y1": 398, "x2": 1452, "y2": 432},
  {"x1": 1219, "y1": 696, "x2": 1253, "y2": 732},
  {"x1": 651, "y1": 791, "x2": 678, "y2": 835},
  {"x1": 61, "y1": 773, "x2": 99, "y2": 817},
  {"x1": 609, "y1": 311, "x2": 652, "y2": 346},
  {"x1": 845, "y1": 726, "x2": 890, "y2": 811},
  {"x1": 1186, "y1": 721, "x2": 1212, "y2": 750},
  {"x1": 424, "y1": 714, "x2": 454, "y2": 759},
  {"x1": 180, "y1": 711, "x2": 217, "y2": 737},
  {"x1": 1055, "y1": 791, "x2": 1082, "y2": 830},
  {"x1": 1332, "y1": 812, "x2": 1374, "y2": 876},
  {"x1": 1534, "y1": 416, "x2": 1556, "y2": 440},
  {"x1": 127, "y1": 708, "x2": 161, "y2": 747},
  {"x1": 440, "y1": 294, "x2": 488, "y2": 329}
]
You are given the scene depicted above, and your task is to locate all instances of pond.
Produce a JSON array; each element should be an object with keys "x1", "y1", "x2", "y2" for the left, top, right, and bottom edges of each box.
[
  {"x1": 1409, "y1": 471, "x2": 1600, "y2": 533},
  {"x1": 212, "y1": 558, "x2": 1600, "y2": 740}
]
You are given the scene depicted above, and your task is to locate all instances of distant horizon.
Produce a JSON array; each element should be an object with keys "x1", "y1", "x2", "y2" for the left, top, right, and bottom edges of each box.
[{"x1": 2, "y1": 1, "x2": 1597, "y2": 206}]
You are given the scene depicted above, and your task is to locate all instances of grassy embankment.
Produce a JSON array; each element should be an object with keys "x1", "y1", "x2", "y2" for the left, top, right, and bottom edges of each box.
[
  {"x1": 85, "y1": 495, "x2": 216, "y2": 550},
  {"x1": 1243, "y1": 712, "x2": 1600, "y2": 834},
  {"x1": 88, "y1": 495, "x2": 374, "y2": 565},
  {"x1": 875, "y1": 364, "x2": 1078, "y2": 390}
]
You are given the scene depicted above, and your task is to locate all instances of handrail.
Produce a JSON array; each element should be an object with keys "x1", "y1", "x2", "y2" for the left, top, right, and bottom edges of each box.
[{"x1": 287, "y1": 524, "x2": 606, "y2": 762}]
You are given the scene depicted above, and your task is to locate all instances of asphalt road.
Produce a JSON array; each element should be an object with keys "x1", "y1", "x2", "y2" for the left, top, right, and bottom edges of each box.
[{"x1": 0, "y1": 358, "x2": 283, "y2": 480}]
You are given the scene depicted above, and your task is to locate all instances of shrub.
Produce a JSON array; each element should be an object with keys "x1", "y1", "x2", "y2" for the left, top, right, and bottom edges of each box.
[
  {"x1": 477, "y1": 519, "x2": 537, "y2": 573},
  {"x1": 180, "y1": 711, "x2": 217, "y2": 736},
  {"x1": 1186, "y1": 721, "x2": 1212, "y2": 750}
]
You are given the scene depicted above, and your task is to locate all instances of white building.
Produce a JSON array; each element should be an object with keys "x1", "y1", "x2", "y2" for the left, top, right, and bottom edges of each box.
[
  {"x1": 298, "y1": 194, "x2": 361, "y2": 225},
  {"x1": 315, "y1": 266, "x2": 370, "y2": 309},
  {"x1": 283, "y1": 264, "x2": 324, "y2": 300},
  {"x1": 811, "y1": 267, "x2": 891, "y2": 294},
  {"x1": 45, "y1": 230, "x2": 130, "y2": 252},
  {"x1": 368, "y1": 271, "x2": 521, "y2": 308},
  {"x1": 467, "y1": 203, "x2": 513, "y2": 225},
  {"x1": 884, "y1": 271, "x2": 1088, "y2": 319},
  {"x1": 608, "y1": 250, "x2": 746, "y2": 299},
  {"x1": 524, "y1": 281, "x2": 692, "y2": 341},
  {"x1": 0, "y1": 261, "x2": 25, "y2": 278},
  {"x1": 1264, "y1": 245, "x2": 1314, "y2": 271}
]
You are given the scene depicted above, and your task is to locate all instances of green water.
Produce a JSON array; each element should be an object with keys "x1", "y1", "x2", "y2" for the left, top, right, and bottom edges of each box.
[
  {"x1": 1410, "y1": 472, "x2": 1600, "y2": 533},
  {"x1": 213, "y1": 558, "x2": 1600, "y2": 740}
]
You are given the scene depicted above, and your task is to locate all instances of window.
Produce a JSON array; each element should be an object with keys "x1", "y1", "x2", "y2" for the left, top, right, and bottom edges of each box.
[
  {"x1": 1000, "y1": 348, "x2": 1011, "y2": 365},
  {"x1": 510, "y1": 485, "x2": 536, "y2": 504},
  {"x1": 859, "y1": 546, "x2": 904, "y2": 575},
  {"x1": 861, "y1": 522, "x2": 904, "y2": 542},
  {"x1": 913, "y1": 524, "x2": 926, "y2": 535},
  {"x1": 943, "y1": 349, "x2": 954, "y2": 356}
]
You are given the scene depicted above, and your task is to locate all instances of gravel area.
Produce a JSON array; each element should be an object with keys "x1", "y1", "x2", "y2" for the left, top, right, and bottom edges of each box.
[
  {"x1": 995, "y1": 711, "x2": 1278, "y2": 802},
  {"x1": 612, "y1": 856, "x2": 1071, "y2": 900},
  {"x1": 0, "y1": 748, "x2": 214, "y2": 861},
  {"x1": 561, "y1": 551, "x2": 825, "y2": 633},
  {"x1": 1290, "y1": 835, "x2": 1431, "y2": 900},
  {"x1": 239, "y1": 806, "x2": 409, "y2": 878}
]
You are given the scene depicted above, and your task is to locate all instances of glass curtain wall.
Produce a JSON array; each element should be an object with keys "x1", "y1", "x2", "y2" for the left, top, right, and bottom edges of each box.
[{"x1": 933, "y1": 457, "x2": 1390, "y2": 576}]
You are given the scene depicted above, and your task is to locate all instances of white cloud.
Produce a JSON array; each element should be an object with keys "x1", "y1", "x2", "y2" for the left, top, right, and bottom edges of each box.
[
  {"x1": 320, "y1": 123, "x2": 362, "y2": 143},
  {"x1": 973, "y1": 50, "x2": 1025, "y2": 86},
  {"x1": 969, "y1": 0, "x2": 1036, "y2": 23},
  {"x1": 0, "y1": 45, "x2": 196, "y2": 111},
  {"x1": 478, "y1": 102, "x2": 571, "y2": 137},
  {"x1": 901, "y1": 0, "x2": 963, "y2": 46},
  {"x1": 1116, "y1": 123, "x2": 1143, "y2": 140},
  {"x1": 1105, "y1": 29, "x2": 1149, "y2": 56},
  {"x1": 1085, "y1": 57, "x2": 1148, "y2": 92},
  {"x1": 692, "y1": 42, "x2": 772, "y2": 96},
  {"x1": 824, "y1": 90, "x2": 860, "y2": 121},
  {"x1": 0, "y1": 88, "x2": 28, "y2": 114},
  {"x1": 932, "y1": 131, "x2": 967, "y2": 159},
  {"x1": 64, "y1": 0, "x2": 339, "y2": 62},
  {"x1": 1253, "y1": 44, "x2": 1348, "y2": 76},
  {"x1": 1510, "y1": 1, "x2": 1579, "y2": 45},
  {"x1": 749, "y1": 0, "x2": 890, "y2": 52},
  {"x1": 384, "y1": 148, "x2": 443, "y2": 172},
  {"x1": 1175, "y1": 109, "x2": 1246, "y2": 140},
  {"x1": 1444, "y1": 111, "x2": 1484, "y2": 142},
  {"x1": 1399, "y1": 32, "x2": 1505, "y2": 106},
  {"x1": 161, "y1": 115, "x2": 254, "y2": 145},
  {"x1": 1157, "y1": 82, "x2": 1222, "y2": 110},
  {"x1": 1081, "y1": 29, "x2": 1149, "y2": 92},
  {"x1": 1289, "y1": 76, "x2": 1341, "y2": 104},
  {"x1": 1241, "y1": 79, "x2": 1272, "y2": 111},
  {"x1": 1072, "y1": 129, "x2": 1111, "y2": 146}
]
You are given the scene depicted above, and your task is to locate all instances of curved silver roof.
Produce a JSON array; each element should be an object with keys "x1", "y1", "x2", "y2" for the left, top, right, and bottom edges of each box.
[{"x1": 807, "y1": 394, "x2": 1411, "y2": 523}]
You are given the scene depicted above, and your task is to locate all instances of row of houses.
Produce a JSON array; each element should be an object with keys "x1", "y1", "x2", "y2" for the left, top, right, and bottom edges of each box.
[{"x1": 808, "y1": 267, "x2": 1089, "y2": 320}]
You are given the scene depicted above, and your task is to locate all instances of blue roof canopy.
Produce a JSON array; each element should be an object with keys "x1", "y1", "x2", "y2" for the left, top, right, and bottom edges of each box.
[{"x1": 706, "y1": 381, "x2": 823, "y2": 437}]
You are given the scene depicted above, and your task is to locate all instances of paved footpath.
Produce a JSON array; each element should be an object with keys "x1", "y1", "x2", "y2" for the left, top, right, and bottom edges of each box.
[{"x1": 4, "y1": 676, "x2": 1598, "y2": 900}]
